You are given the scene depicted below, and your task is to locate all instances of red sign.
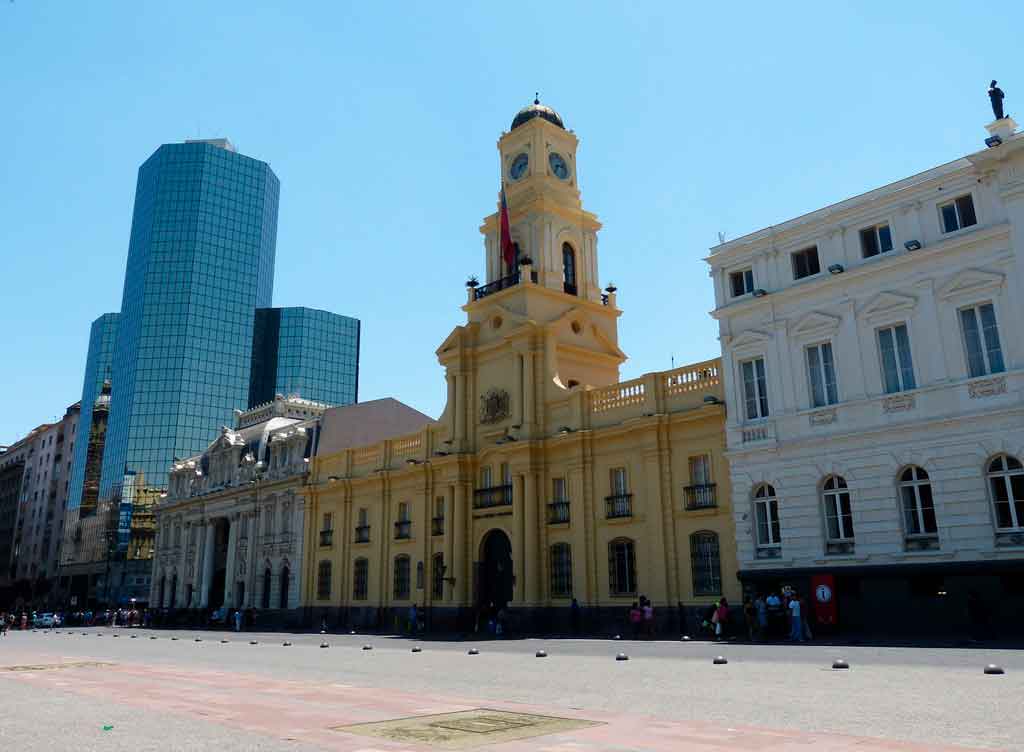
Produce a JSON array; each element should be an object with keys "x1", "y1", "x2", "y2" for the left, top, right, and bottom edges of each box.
[{"x1": 811, "y1": 573, "x2": 837, "y2": 625}]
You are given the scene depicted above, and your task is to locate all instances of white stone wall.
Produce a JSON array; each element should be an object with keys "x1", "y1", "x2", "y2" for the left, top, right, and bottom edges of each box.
[{"x1": 709, "y1": 129, "x2": 1024, "y2": 572}]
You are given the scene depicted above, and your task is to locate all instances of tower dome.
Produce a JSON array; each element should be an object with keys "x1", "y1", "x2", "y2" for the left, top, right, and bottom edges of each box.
[{"x1": 510, "y1": 96, "x2": 565, "y2": 131}]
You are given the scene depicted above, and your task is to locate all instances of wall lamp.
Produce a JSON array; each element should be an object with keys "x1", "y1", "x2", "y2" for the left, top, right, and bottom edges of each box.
[
  {"x1": 827, "y1": 263, "x2": 845, "y2": 275},
  {"x1": 985, "y1": 135, "x2": 1003, "y2": 148},
  {"x1": 703, "y1": 395, "x2": 722, "y2": 405},
  {"x1": 557, "y1": 426, "x2": 576, "y2": 434},
  {"x1": 327, "y1": 476, "x2": 341, "y2": 482},
  {"x1": 904, "y1": 239, "x2": 922, "y2": 251},
  {"x1": 752, "y1": 288, "x2": 768, "y2": 297}
]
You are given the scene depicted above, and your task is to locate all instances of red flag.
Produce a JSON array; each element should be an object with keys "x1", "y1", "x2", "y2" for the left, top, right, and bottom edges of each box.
[{"x1": 499, "y1": 184, "x2": 515, "y2": 268}]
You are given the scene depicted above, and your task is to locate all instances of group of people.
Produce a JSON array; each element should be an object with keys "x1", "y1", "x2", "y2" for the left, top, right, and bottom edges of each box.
[
  {"x1": 747, "y1": 588, "x2": 813, "y2": 642},
  {"x1": 628, "y1": 596, "x2": 657, "y2": 638}
]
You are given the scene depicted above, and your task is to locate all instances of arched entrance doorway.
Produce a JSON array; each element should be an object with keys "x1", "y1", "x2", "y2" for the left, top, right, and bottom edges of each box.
[{"x1": 477, "y1": 529, "x2": 513, "y2": 613}]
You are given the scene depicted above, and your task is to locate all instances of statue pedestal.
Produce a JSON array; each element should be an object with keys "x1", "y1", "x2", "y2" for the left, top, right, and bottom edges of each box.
[{"x1": 985, "y1": 117, "x2": 1017, "y2": 143}]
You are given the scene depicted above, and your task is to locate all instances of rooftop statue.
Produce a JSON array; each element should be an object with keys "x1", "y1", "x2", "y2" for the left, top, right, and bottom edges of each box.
[{"x1": 989, "y1": 80, "x2": 1006, "y2": 120}]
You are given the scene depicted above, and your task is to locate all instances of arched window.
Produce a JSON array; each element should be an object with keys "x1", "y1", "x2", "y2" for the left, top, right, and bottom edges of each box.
[
  {"x1": 690, "y1": 531, "x2": 722, "y2": 596},
  {"x1": 608, "y1": 538, "x2": 636, "y2": 596},
  {"x1": 899, "y1": 466, "x2": 937, "y2": 537},
  {"x1": 822, "y1": 475, "x2": 854, "y2": 543},
  {"x1": 988, "y1": 455, "x2": 1024, "y2": 530},
  {"x1": 262, "y1": 568, "x2": 272, "y2": 609},
  {"x1": 353, "y1": 558, "x2": 369, "y2": 600},
  {"x1": 317, "y1": 561, "x2": 332, "y2": 600},
  {"x1": 549, "y1": 543, "x2": 573, "y2": 597},
  {"x1": 431, "y1": 553, "x2": 445, "y2": 599},
  {"x1": 279, "y1": 565, "x2": 290, "y2": 609},
  {"x1": 753, "y1": 483, "x2": 781, "y2": 549},
  {"x1": 393, "y1": 555, "x2": 411, "y2": 600},
  {"x1": 562, "y1": 242, "x2": 577, "y2": 295}
]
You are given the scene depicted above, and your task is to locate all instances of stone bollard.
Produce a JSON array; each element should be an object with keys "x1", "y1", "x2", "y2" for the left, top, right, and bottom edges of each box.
[
  {"x1": 832, "y1": 659, "x2": 850, "y2": 670},
  {"x1": 411, "y1": 646, "x2": 422, "y2": 653},
  {"x1": 282, "y1": 641, "x2": 292, "y2": 647},
  {"x1": 362, "y1": 645, "x2": 373, "y2": 651},
  {"x1": 467, "y1": 648, "x2": 479, "y2": 655},
  {"x1": 713, "y1": 656, "x2": 728, "y2": 665},
  {"x1": 320, "y1": 642, "x2": 329, "y2": 649},
  {"x1": 535, "y1": 650, "x2": 548, "y2": 658},
  {"x1": 984, "y1": 664, "x2": 1005, "y2": 675},
  {"x1": 616, "y1": 653, "x2": 629, "y2": 661}
]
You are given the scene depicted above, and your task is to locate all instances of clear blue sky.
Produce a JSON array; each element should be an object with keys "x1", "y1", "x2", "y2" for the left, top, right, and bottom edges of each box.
[{"x1": 1, "y1": 1, "x2": 1017, "y2": 443}]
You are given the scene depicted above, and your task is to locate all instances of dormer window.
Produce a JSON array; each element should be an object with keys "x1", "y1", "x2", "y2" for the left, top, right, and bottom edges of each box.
[
  {"x1": 730, "y1": 268, "x2": 754, "y2": 298},
  {"x1": 791, "y1": 246, "x2": 820, "y2": 280}
]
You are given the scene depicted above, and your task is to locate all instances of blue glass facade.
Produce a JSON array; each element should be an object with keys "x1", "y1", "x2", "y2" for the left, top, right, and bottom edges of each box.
[
  {"x1": 99, "y1": 141, "x2": 280, "y2": 496},
  {"x1": 248, "y1": 307, "x2": 360, "y2": 408},
  {"x1": 66, "y1": 312, "x2": 120, "y2": 512}
]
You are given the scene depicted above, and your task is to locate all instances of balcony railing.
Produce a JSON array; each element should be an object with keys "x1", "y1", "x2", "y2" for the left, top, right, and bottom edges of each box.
[
  {"x1": 473, "y1": 270, "x2": 538, "y2": 301},
  {"x1": 684, "y1": 484, "x2": 718, "y2": 510},
  {"x1": 548, "y1": 501, "x2": 570, "y2": 524},
  {"x1": 319, "y1": 529, "x2": 334, "y2": 547},
  {"x1": 394, "y1": 520, "x2": 411, "y2": 540},
  {"x1": 473, "y1": 484, "x2": 513, "y2": 509},
  {"x1": 605, "y1": 493, "x2": 633, "y2": 519},
  {"x1": 431, "y1": 516, "x2": 445, "y2": 536},
  {"x1": 354, "y1": 525, "x2": 370, "y2": 543}
]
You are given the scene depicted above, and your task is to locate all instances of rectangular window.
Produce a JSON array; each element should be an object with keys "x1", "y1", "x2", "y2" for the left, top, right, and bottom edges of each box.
[
  {"x1": 321, "y1": 512, "x2": 333, "y2": 532},
  {"x1": 608, "y1": 540, "x2": 636, "y2": 596},
  {"x1": 959, "y1": 303, "x2": 1005, "y2": 377},
  {"x1": 431, "y1": 554, "x2": 445, "y2": 599},
  {"x1": 480, "y1": 465, "x2": 492, "y2": 488},
  {"x1": 860, "y1": 224, "x2": 894, "y2": 258},
  {"x1": 755, "y1": 497, "x2": 781, "y2": 546},
  {"x1": 610, "y1": 467, "x2": 628, "y2": 495},
  {"x1": 730, "y1": 268, "x2": 754, "y2": 298},
  {"x1": 877, "y1": 324, "x2": 916, "y2": 393},
  {"x1": 805, "y1": 343, "x2": 838, "y2": 407},
  {"x1": 689, "y1": 455, "x2": 711, "y2": 486},
  {"x1": 549, "y1": 544, "x2": 573, "y2": 598},
  {"x1": 939, "y1": 194, "x2": 977, "y2": 233},
  {"x1": 741, "y1": 357, "x2": 769, "y2": 419},
  {"x1": 353, "y1": 559, "x2": 368, "y2": 600},
  {"x1": 316, "y1": 561, "x2": 331, "y2": 600},
  {"x1": 552, "y1": 477, "x2": 567, "y2": 502},
  {"x1": 791, "y1": 246, "x2": 820, "y2": 280}
]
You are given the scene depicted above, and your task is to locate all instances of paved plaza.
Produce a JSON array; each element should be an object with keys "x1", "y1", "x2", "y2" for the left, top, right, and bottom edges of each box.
[{"x1": 0, "y1": 628, "x2": 1020, "y2": 751}]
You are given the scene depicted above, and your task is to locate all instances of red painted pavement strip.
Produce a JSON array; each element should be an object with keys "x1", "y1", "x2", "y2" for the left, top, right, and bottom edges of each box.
[{"x1": 3, "y1": 653, "x2": 987, "y2": 752}]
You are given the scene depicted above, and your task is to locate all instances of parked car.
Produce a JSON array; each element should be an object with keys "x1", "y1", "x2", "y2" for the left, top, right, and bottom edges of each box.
[{"x1": 32, "y1": 613, "x2": 58, "y2": 628}]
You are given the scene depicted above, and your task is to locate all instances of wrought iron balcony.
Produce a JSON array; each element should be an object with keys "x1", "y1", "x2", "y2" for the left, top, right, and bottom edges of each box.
[
  {"x1": 473, "y1": 270, "x2": 538, "y2": 301},
  {"x1": 354, "y1": 525, "x2": 370, "y2": 543},
  {"x1": 605, "y1": 493, "x2": 633, "y2": 519},
  {"x1": 473, "y1": 484, "x2": 513, "y2": 509},
  {"x1": 394, "y1": 520, "x2": 411, "y2": 540},
  {"x1": 431, "y1": 516, "x2": 445, "y2": 536},
  {"x1": 684, "y1": 483, "x2": 718, "y2": 510},
  {"x1": 319, "y1": 529, "x2": 334, "y2": 547},
  {"x1": 548, "y1": 501, "x2": 570, "y2": 524}
]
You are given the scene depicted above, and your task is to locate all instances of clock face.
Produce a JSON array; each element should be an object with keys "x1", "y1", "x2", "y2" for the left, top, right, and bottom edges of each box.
[
  {"x1": 548, "y1": 152, "x2": 569, "y2": 180},
  {"x1": 509, "y1": 153, "x2": 529, "y2": 180}
]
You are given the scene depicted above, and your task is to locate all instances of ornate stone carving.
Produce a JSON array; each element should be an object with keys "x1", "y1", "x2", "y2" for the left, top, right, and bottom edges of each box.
[
  {"x1": 809, "y1": 408, "x2": 837, "y2": 426},
  {"x1": 479, "y1": 388, "x2": 511, "y2": 425},
  {"x1": 883, "y1": 394, "x2": 916, "y2": 413},
  {"x1": 968, "y1": 376, "x2": 1007, "y2": 399}
]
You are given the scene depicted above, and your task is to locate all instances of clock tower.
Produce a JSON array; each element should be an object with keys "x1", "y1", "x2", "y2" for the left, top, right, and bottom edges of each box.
[{"x1": 437, "y1": 99, "x2": 626, "y2": 449}]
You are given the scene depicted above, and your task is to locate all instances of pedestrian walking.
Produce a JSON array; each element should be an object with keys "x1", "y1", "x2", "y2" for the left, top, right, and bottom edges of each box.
[
  {"x1": 629, "y1": 602, "x2": 642, "y2": 639},
  {"x1": 754, "y1": 594, "x2": 768, "y2": 640},
  {"x1": 715, "y1": 598, "x2": 730, "y2": 640},
  {"x1": 233, "y1": 609, "x2": 242, "y2": 632},
  {"x1": 743, "y1": 597, "x2": 756, "y2": 641}
]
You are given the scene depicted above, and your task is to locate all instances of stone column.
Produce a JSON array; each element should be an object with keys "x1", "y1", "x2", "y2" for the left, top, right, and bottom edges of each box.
[
  {"x1": 523, "y1": 472, "x2": 539, "y2": 604},
  {"x1": 200, "y1": 521, "x2": 216, "y2": 608},
  {"x1": 452, "y1": 483, "x2": 468, "y2": 604},
  {"x1": 512, "y1": 474, "x2": 525, "y2": 605},
  {"x1": 191, "y1": 522, "x2": 205, "y2": 607},
  {"x1": 223, "y1": 515, "x2": 239, "y2": 608}
]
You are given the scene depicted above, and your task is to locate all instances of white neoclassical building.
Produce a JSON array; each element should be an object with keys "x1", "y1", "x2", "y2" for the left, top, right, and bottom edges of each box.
[
  {"x1": 708, "y1": 116, "x2": 1024, "y2": 635},
  {"x1": 150, "y1": 396, "x2": 324, "y2": 623}
]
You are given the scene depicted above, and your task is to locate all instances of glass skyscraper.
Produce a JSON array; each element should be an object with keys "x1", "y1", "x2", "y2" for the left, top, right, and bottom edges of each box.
[
  {"x1": 99, "y1": 139, "x2": 280, "y2": 496},
  {"x1": 66, "y1": 312, "x2": 120, "y2": 513},
  {"x1": 248, "y1": 307, "x2": 360, "y2": 408}
]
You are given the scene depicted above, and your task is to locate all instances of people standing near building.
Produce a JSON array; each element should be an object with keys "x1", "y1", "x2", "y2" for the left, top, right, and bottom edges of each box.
[
  {"x1": 754, "y1": 594, "x2": 767, "y2": 641},
  {"x1": 233, "y1": 609, "x2": 242, "y2": 632},
  {"x1": 715, "y1": 598, "x2": 730, "y2": 641},
  {"x1": 642, "y1": 598, "x2": 655, "y2": 639},
  {"x1": 743, "y1": 597, "x2": 756, "y2": 641},
  {"x1": 788, "y1": 594, "x2": 804, "y2": 642}
]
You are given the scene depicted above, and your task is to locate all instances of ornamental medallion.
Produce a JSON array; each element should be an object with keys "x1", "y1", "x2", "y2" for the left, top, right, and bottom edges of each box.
[{"x1": 479, "y1": 388, "x2": 510, "y2": 425}]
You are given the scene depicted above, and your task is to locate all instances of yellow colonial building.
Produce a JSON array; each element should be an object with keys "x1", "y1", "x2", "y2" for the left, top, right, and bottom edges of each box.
[{"x1": 305, "y1": 101, "x2": 739, "y2": 634}]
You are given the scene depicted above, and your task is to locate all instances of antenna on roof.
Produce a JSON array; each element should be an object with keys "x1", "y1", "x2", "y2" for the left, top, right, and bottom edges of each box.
[{"x1": 717, "y1": 231, "x2": 726, "y2": 245}]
